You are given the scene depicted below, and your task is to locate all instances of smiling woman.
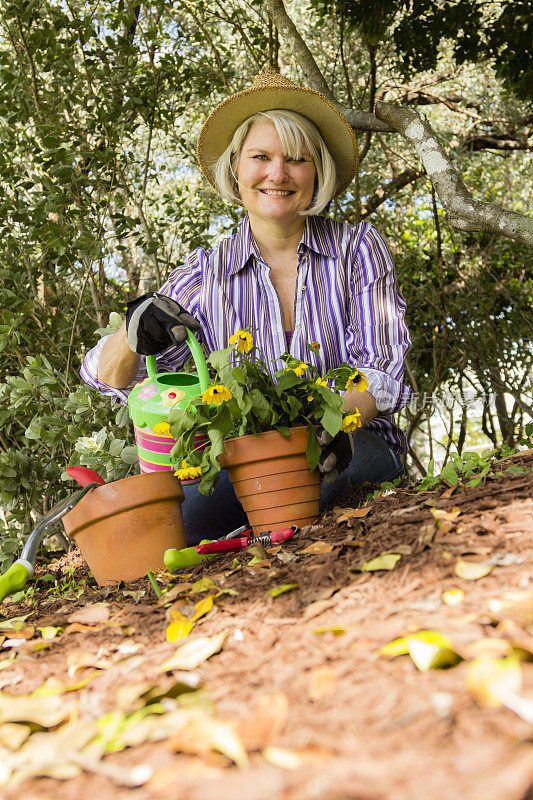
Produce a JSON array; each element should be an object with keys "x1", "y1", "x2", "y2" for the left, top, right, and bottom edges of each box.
[{"x1": 81, "y1": 68, "x2": 412, "y2": 544}]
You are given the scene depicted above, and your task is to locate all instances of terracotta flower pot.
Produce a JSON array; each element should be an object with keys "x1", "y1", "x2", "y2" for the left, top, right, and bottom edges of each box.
[
  {"x1": 220, "y1": 426, "x2": 320, "y2": 534},
  {"x1": 62, "y1": 472, "x2": 186, "y2": 585}
]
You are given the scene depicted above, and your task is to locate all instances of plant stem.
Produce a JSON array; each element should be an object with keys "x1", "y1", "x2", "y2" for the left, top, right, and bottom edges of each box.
[{"x1": 146, "y1": 571, "x2": 162, "y2": 599}]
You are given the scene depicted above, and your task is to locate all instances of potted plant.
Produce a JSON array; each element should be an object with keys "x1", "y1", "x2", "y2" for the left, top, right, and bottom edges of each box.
[{"x1": 167, "y1": 330, "x2": 368, "y2": 532}]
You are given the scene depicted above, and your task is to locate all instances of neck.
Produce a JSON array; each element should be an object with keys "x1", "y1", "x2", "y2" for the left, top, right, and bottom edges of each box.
[{"x1": 247, "y1": 214, "x2": 306, "y2": 266}]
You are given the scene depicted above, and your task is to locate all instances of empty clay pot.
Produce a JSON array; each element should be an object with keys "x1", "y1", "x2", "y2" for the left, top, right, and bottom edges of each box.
[
  {"x1": 62, "y1": 472, "x2": 186, "y2": 585},
  {"x1": 220, "y1": 426, "x2": 320, "y2": 534}
]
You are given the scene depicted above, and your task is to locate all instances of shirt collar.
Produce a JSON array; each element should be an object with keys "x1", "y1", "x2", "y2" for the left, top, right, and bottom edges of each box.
[{"x1": 226, "y1": 214, "x2": 337, "y2": 276}]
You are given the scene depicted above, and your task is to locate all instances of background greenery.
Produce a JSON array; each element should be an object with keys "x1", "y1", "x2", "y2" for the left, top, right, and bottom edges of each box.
[{"x1": 0, "y1": 0, "x2": 531, "y2": 565}]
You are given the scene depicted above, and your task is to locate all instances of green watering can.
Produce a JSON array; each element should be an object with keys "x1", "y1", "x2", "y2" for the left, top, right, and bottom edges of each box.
[{"x1": 127, "y1": 331, "x2": 210, "y2": 474}]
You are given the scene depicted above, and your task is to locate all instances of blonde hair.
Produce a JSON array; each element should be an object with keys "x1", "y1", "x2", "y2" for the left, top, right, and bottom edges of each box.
[{"x1": 212, "y1": 110, "x2": 337, "y2": 216}]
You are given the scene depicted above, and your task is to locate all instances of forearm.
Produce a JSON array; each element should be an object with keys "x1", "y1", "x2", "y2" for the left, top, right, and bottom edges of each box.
[
  {"x1": 97, "y1": 322, "x2": 141, "y2": 389},
  {"x1": 342, "y1": 389, "x2": 378, "y2": 427}
]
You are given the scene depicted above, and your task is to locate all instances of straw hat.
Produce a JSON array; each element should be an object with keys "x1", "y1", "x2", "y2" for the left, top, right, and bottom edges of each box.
[{"x1": 197, "y1": 69, "x2": 358, "y2": 197}]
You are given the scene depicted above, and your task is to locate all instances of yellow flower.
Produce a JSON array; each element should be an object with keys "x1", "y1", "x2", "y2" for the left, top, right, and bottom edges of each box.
[
  {"x1": 175, "y1": 460, "x2": 202, "y2": 481},
  {"x1": 201, "y1": 384, "x2": 234, "y2": 405},
  {"x1": 341, "y1": 410, "x2": 362, "y2": 432},
  {"x1": 229, "y1": 329, "x2": 253, "y2": 354},
  {"x1": 307, "y1": 377, "x2": 329, "y2": 401},
  {"x1": 289, "y1": 362, "x2": 309, "y2": 377},
  {"x1": 345, "y1": 370, "x2": 369, "y2": 394},
  {"x1": 152, "y1": 422, "x2": 172, "y2": 437}
]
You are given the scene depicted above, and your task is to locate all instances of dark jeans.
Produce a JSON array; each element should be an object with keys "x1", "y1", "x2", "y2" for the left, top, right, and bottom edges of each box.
[{"x1": 181, "y1": 429, "x2": 404, "y2": 545}]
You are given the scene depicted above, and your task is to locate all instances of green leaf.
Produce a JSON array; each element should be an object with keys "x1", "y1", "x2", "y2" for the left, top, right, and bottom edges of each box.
[{"x1": 268, "y1": 584, "x2": 299, "y2": 597}]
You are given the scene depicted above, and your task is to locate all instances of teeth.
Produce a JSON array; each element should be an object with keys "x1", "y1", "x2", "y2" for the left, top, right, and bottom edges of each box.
[{"x1": 261, "y1": 189, "x2": 292, "y2": 196}]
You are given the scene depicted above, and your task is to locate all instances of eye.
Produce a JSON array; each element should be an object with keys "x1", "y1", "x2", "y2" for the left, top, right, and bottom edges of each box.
[{"x1": 253, "y1": 154, "x2": 269, "y2": 160}]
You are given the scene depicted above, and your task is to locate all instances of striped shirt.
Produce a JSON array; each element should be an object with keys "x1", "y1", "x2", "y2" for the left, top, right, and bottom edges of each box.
[{"x1": 81, "y1": 214, "x2": 413, "y2": 454}]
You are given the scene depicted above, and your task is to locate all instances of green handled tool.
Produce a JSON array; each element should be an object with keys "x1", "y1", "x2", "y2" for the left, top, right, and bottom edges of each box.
[
  {"x1": 164, "y1": 541, "x2": 215, "y2": 570},
  {"x1": 0, "y1": 483, "x2": 99, "y2": 605},
  {"x1": 164, "y1": 525, "x2": 252, "y2": 570}
]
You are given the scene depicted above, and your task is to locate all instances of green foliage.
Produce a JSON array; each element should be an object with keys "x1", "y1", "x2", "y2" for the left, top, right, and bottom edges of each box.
[
  {"x1": 168, "y1": 335, "x2": 363, "y2": 495},
  {"x1": 310, "y1": 0, "x2": 533, "y2": 99}
]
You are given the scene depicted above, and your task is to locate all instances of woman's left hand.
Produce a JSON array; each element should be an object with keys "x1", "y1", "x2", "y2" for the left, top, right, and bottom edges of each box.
[{"x1": 316, "y1": 428, "x2": 354, "y2": 483}]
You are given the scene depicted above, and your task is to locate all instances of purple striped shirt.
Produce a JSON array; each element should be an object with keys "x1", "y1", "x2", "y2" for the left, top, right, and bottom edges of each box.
[{"x1": 81, "y1": 215, "x2": 413, "y2": 454}]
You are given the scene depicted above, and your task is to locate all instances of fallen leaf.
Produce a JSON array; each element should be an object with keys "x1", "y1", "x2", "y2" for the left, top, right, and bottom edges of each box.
[
  {"x1": 159, "y1": 632, "x2": 227, "y2": 672},
  {"x1": 63, "y1": 622, "x2": 103, "y2": 635},
  {"x1": 65, "y1": 651, "x2": 114, "y2": 678},
  {"x1": 262, "y1": 746, "x2": 302, "y2": 770},
  {"x1": 67, "y1": 604, "x2": 110, "y2": 625},
  {"x1": 454, "y1": 559, "x2": 493, "y2": 581},
  {"x1": 166, "y1": 620, "x2": 193, "y2": 642},
  {"x1": 191, "y1": 596, "x2": 214, "y2": 623},
  {"x1": 0, "y1": 722, "x2": 31, "y2": 750},
  {"x1": 166, "y1": 711, "x2": 248, "y2": 767},
  {"x1": 247, "y1": 557, "x2": 271, "y2": 568},
  {"x1": 236, "y1": 692, "x2": 288, "y2": 749},
  {"x1": 191, "y1": 577, "x2": 216, "y2": 593},
  {"x1": 333, "y1": 505, "x2": 372, "y2": 519},
  {"x1": 430, "y1": 507, "x2": 461, "y2": 523},
  {"x1": 32, "y1": 673, "x2": 95, "y2": 697},
  {"x1": 442, "y1": 589, "x2": 464, "y2": 606},
  {"x1": 267, "y1": 584, "x2": 299, "y2": 598},
  {"x1": 467, "y1": 655, "x2": 522, "y2": 708},
  {"x1": 0, "y1": 690, "x2": 74, "y2": 726},
  {"x1": 307, "y1": 667, "x2": 338, "y2": 700},
  {"x1": 0, "y1": 616, "x2": 30, "y2": 631},
  {"x1": 5, "y1": 626, "x2": 34, "y2": 641},
  {"x1": 440, "y1": 487, "x2": 456, "y2": 498},
  {"x1": 379, "y1": 630, "x2": 461, "y2": 672},
  {"x1": 360, "y1": 553, "x2": 401, "y2": 571},
  {"x1": 122, "y1": 590, "x2": 146, "y2": 603},
  {"x1": 313, "y1": 625, "x2": 346, "y2": 636},
  {"x1": 38, "y1": 626, "x2": 63, "y2": 640},
  {"x1": 298, "y1": 541, "x2": 334, "y2": 555},
  {"x1": 408, "y1": 636, "x2": 460, "y2": 672}
]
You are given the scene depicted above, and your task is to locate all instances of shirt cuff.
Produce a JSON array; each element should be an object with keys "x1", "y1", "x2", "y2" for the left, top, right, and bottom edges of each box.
[{"x1": 360, "y1": 368, "x2": 413, "y2": 415}]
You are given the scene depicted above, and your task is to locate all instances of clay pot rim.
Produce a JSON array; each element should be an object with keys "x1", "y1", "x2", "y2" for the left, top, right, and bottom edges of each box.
[{"x1": 224, "y1": 425, "x2": 312, "y2": 447}]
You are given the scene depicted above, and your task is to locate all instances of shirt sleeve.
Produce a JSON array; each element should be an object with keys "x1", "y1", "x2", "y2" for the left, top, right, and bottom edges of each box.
[
  {"x1": 79, "y1": 248, "x2": 205, "y2": 403},
  {"x1": 345, "y1": 223, "x2": 413, "y2": 415}
]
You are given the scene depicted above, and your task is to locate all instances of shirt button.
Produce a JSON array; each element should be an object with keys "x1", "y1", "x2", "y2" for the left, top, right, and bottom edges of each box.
[{"x1": 301, "y1": 285, "x2": 307, "y2": 291}]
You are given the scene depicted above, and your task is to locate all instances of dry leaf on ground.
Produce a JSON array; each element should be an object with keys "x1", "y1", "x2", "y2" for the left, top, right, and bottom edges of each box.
[
  {"x1": 159, "y1": 632, "x2": 227, "y2": 672},
  {"x1": 360, "y1": 553, "x2": 401, "y2": 571},
  {"x1": 454, "y1": 559, "x2": 493, "y2": 580},
  {"x1": 67, "y1": 604, "x2": 111, "y2": 625},
  {"x1": 298, "y1": 541, "x2": 335, "y2": 555}
]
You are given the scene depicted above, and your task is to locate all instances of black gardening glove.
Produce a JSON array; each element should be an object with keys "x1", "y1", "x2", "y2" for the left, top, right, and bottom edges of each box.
[
  {"x1": 125, "y1": 292, "x2": 201, "y2": 356},
  {"x1": 316, "y1": 428, "x2": 354, "y2": 484}
]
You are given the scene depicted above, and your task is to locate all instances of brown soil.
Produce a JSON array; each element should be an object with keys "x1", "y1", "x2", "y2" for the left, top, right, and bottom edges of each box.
[{"x1": 1, "y1": 450, "x2": 532, "y2": 800}]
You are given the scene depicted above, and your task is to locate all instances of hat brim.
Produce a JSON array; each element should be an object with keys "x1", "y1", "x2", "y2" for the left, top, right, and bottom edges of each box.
[{"x1": 197, "y1": 84, "x2": 358, "y2": 197}]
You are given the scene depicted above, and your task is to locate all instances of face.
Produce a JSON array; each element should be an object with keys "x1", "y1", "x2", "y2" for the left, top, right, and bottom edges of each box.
[{"x1": 236, "y1": 119, "x2": 316, "y2": 226}]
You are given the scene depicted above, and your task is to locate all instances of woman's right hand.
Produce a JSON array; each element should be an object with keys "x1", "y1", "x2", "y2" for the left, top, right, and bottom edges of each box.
[{"x1": 125, "y1": 293, "x2": 201, "y2": 355}]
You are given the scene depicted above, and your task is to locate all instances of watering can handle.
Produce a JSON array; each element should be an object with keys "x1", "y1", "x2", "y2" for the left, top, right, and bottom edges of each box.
[{"x1": 145, "y1": 330, "x2": 210, "y2": 391}]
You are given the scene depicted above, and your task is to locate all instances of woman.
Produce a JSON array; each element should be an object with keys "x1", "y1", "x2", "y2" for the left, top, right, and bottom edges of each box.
[{"x1": 81, "y1": 70, "x2": 412, "y2": 543}]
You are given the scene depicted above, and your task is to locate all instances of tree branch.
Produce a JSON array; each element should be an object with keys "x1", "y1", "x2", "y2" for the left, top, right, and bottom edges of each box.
[
  {"x1": 264, "y1": 0, "x2": 392, "y2": 132},
  {"x1": 376, "y1": 102, "x2": 533, "y2": 248},
  {"x1": 360, "y1": 168, "x2": 423, "y2": 217}
]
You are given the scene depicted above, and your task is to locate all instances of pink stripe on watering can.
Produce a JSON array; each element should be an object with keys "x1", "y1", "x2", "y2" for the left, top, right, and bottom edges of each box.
[
  {"x1": 134, "y1": 426, "x2": 176, "y2": 454},
  {"x1": 138, "y1": 456, "x2": 172, "y2": 473}
]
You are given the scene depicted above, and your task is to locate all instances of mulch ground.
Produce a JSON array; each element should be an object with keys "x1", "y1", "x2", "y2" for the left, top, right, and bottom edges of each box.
[{"x1": 1, "y1": 450, "x2": 532, "y2": 800}]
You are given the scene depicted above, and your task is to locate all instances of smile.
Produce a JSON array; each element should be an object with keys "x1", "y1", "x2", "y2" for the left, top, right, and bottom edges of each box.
[{"x1": 258, "y1": 189, "x2": 295, "y2": 196}]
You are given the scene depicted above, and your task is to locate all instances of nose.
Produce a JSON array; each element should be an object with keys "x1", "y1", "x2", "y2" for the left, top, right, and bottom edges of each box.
[{"x1": 268, "y1": 157, "x2": 289, "y2": 183}]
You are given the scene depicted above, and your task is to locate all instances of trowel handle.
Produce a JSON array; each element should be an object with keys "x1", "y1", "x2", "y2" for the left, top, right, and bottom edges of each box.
[{"x1": 146, "y1": 330, "x2": 210, "y2": 391}]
